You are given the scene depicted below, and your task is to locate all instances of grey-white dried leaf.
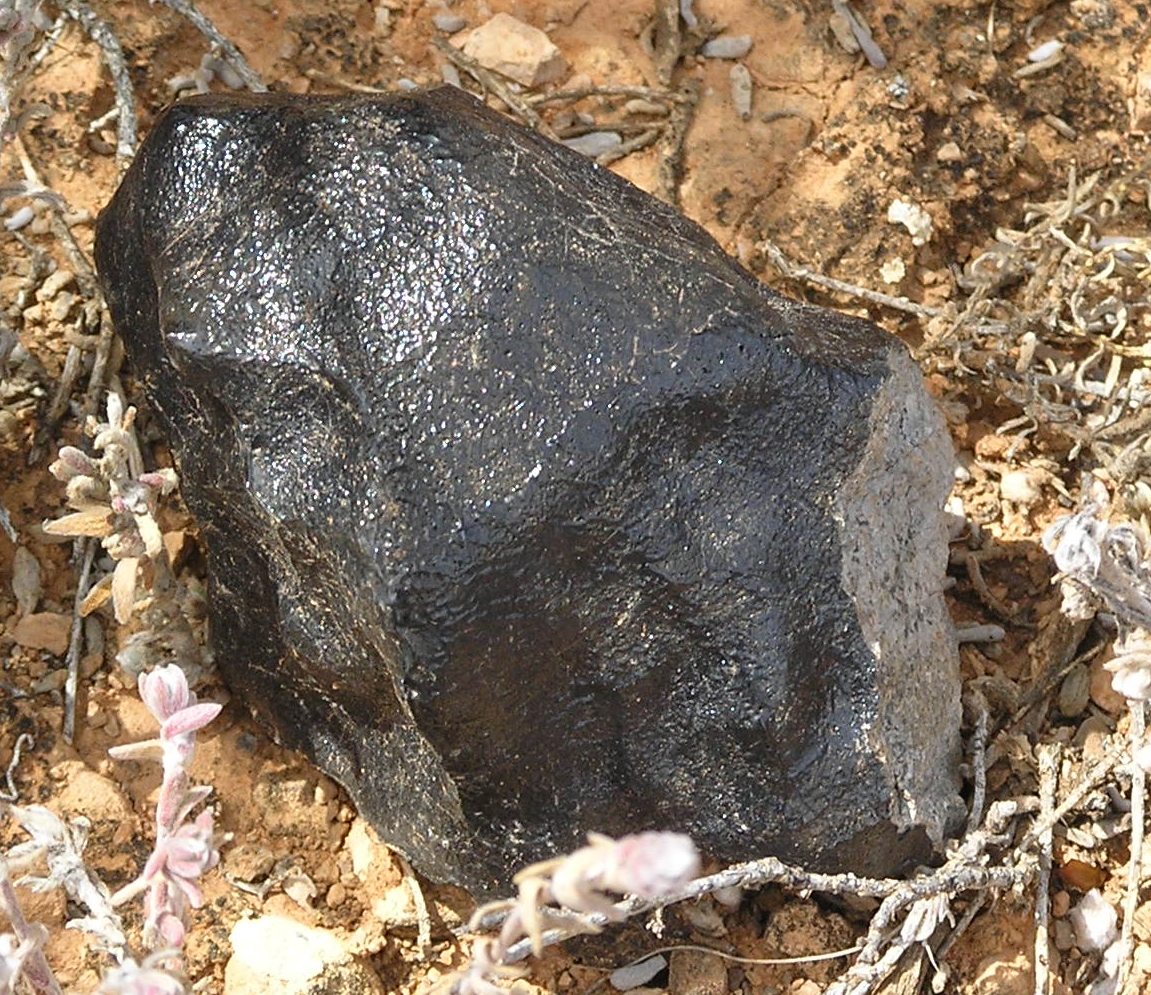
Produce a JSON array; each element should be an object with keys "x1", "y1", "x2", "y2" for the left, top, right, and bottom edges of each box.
[
  {"x1": 1044, "y1": 503, "x2": 1151, "y2": 631},
  {"x1": 830, "y1": 0, "x2": 887, "y2": 69},
  {"x1": 610, "y1": 954, "x2": 667, "y2": 991},
  {"x1": 1105, "y1": 639, "x2": 1151, "y2": 700},
  {"x1": 563, "y1": 131, "x2": 623, "y2": 157},
  {"x1": 900, "y1": 893, "x2": 952, "y2": 943}
]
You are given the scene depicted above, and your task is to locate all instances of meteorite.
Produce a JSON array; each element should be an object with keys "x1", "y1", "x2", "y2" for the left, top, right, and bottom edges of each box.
[{"x1": 95, "y1": 86, "x2": 964, "y2": 896}]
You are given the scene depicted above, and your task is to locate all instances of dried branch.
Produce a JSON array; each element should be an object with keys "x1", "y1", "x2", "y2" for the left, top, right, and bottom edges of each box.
[{"x1": 59, "y1": 0, "x2": 137, "y2": 167}]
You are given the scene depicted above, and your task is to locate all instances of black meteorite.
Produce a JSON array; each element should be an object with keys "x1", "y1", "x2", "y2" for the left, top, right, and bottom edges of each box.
[{"x1": 95, "y1": 87, "x2": 964, "y2": 896}]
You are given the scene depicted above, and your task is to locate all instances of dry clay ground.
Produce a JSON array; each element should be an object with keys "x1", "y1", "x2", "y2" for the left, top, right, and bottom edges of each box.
[{"x1": 1, "y1": 0, "x2": 1151, "y2": 993}]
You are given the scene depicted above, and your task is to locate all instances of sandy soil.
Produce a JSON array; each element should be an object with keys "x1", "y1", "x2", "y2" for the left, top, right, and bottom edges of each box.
[{"x1": 2, "y1": 0, "x2": 1151, "y2": 993}]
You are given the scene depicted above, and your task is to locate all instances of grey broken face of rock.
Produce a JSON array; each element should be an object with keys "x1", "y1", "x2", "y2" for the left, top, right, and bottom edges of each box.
[{"x1": 94, "y1": 86, "x2": 964, "y2": 897}]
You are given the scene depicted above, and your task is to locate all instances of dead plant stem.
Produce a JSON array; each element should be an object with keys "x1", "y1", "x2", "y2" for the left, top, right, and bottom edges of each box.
[{"x1": 1118, "y1": 700, "x2": 1146, "y2": 994}]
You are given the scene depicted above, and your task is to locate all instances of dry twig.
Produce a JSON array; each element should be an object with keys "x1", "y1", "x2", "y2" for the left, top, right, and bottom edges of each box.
[
  {"x1": 1033, "y1": 743, "x2": 1057, "y2": 995},
  {"x1": 59, "y1": 0, "x2": 136, "y2": 167},
  {"x1": 760, "y1": 239, "x2": 944, "y2": 320},
  {"x1": 1117, "y1": 701, "x2": 1146, "y2": 994}
]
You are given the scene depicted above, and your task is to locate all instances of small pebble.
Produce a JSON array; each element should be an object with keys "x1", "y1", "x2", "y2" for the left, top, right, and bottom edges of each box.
[
  {"x1": 936, "y1": 141, "x2": 963, "y2": 163},
  {"x1": 37, "y1": 268, "x2": 76, "y2": 301},
  {"x1": 441, "y1": 62, "x2": 462, "y2": 88},
  {"x1": 88, "y1": 134, "x2": 116, "y2": 156},
  {"x1": 396, "y1": 78, "x2": 420, "y2": 92},
  {"x1": 1057, "y1": 663, "x2": 1091, "y2": 717},
  {"x1": 325, "y1": 881, "x2": 348, "y2": 908},
  {"x1": 1089, "y1": 652, "x2": 1127, "y2": 714},
  {"x1": 611, "y1": 954, "x2": 667, "y2": 991},
  {"x1": 50, "y1": 291, "x2": 76, "y2": 322},
  {"x1": 433, "y1": 13, "x2": 467, "y2": 32},
  {"x1": 1071, "y1": 890, "x2": 1118, "y2": 953},
  {"x1": 1000, "y1": 468, "x2": 1041, "y2": 506},
  {"x1": 224, "y1": 843, "x2": 277, "y2": 881},
  {"x1": 729, "y1": 64, "x2": 752, "y2": 120},
  {"x1": 1053, "y1": 918, "x2": 1076, "y2": 951},
  {"x1": 887, "y1": 198, "x2": 934, "y2": 246},
  {"x1": 880, "y1": 258, "x2": 905, "y2": 285},
  {"x1": 1051, "y1": 890, "x2": 1071, "y2": 918},
  {"x1": 103, "y1": 714, "x2": 120, "y2": 738},
  {"x1": 701, "y1": 35, "x2": 753, "y2": 59},
  {"x1": 13, "y1": 612, "x2": 71, "y2": 656},
  {"x1": 563, "y1": 131, "x2": 623, "y2": 157},
  {"x1": 31, "y1": 669, "x2": 67, "y2": 694},
  {"x1": 461, "y1": 13, "x2": 567, "y2": 88}
]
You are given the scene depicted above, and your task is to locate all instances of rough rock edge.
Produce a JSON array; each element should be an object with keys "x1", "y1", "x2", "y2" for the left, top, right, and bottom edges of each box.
[{"x1": 834, "y1": 345, "x2": 964, "y2": 846}]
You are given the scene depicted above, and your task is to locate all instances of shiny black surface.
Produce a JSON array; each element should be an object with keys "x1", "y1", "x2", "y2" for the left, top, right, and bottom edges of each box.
[{"x1": 97, "y1": 87, "x2": 951, "y2": 895}]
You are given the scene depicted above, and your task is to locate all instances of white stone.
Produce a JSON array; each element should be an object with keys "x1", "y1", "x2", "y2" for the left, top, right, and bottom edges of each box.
[
  {"x1": 1069, "y1": 890, "x2": 1118, "y2": 953},
  {"x1": 880, "y1": 257, "x2": 905, "y2": 284},
  {"x1": 225, "y1": 916, "x2": 384, "y2": 995},
  {"x1": 461, "y1": 13, "x2": 566, "y2": 88},
  {"x1": 887, "y1": 198, "x2": 934, "y2": 246}
]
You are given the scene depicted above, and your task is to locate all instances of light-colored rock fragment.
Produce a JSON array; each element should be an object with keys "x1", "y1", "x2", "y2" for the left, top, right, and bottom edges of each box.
[
  {"x1": 887, "y1": 198, "x2": 934, "y2": 246},
  {"x1": 36, "y1": 268, "x2": 75, "y2": 301},
  {"x1": 53, "y1": 762, "x2": 134, "y2": 824},
  {"x1": 1070, "y1": 890, "x2": 1118, "y2": 953},
  {"x1": 623, "y1": 98, "x2": 668, "y2": 116},
  {"x1": 225, "y1": 916, "x2": 385, "y2": 995},
  {"x1": 432, "y1": 13, "x2": 467, "y2": 33},
  {"x1": 12, "y1": 611, "x2": 71, "y2": 656},
  {"x1": 880, "y1": 257, "x2": 905, "y2": 284},
  {"x1": 936, "y1": 140, "x2": 963, "y2": 162},
  {"x1": 11, "y1": 545, "x2": 42, "y2": 615},
  {"x1": 729, "y1": 64, "x2": 752, "y2": 120},
  {"x1": 1000, "y1": 469, "x2": 1041, "y2": 506},
  {"x1": 461, "y1": 13, "x2": 566, "y2": 87},
  {"x1": 700, "y1": 35, "x2": 752, "y2": 59}
]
